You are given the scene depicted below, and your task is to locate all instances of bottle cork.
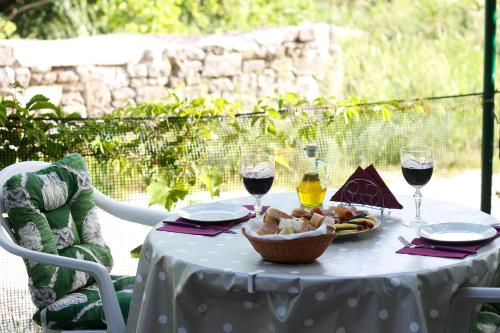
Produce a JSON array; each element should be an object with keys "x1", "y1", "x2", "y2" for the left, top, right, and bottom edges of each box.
[{"x1": 304, "y1": 144, "x2": 318, "y2": 158}]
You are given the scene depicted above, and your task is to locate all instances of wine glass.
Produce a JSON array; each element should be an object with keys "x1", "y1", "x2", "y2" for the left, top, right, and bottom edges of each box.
[
  {"x1": 401, "y1": 145, "x2": 434, "y2": 228},
  {"x1": 240, "y1": 153, "x2": 275, "y2": 216}
]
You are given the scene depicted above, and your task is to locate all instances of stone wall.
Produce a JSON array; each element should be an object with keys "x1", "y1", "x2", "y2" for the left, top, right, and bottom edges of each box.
[{"x1": 0, "y1": 24, "x2": 342, "y2": 117}]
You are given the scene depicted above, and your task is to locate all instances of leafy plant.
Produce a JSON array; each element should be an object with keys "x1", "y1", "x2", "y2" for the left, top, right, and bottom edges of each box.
[
  {"x1": 1, "y1": 89, "x2": 442, "y2": 211},
  {"x1": 114, "y1": 93, "x2": 413, "y2": 209},
  {"x1": 0, "y1": 86, "x2": 82, "y2": 166}
]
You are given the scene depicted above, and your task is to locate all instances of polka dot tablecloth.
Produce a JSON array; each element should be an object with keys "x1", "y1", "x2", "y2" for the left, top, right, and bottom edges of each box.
[{"x1": 127, "y1": 192, "x2": 500, "y2": 333}]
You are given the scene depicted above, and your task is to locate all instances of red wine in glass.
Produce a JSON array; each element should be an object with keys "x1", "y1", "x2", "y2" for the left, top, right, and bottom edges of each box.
[
  {"x1": 241, "y1": 154, "x2": 275, "y2": 216},
  {"x1": 401, "y1": 164, "x2": 433, "y2": 187},
  {"x1": 242, "y1": 176, "x2": 274, "y2": 195},
  {"x1": 400, "y1": 146, "x2": 434, "y2": 228}
]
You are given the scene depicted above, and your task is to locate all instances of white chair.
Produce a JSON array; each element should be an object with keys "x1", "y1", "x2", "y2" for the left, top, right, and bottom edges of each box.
[
  {"x1": 0, "y1": 161, "x2": 170, "y2": 333},
  {"x1": 446, "y1": 287, "x2": 500, "y2": 333}
]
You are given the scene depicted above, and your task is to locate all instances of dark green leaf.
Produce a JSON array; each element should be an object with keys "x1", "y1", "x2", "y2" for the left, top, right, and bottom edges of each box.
[
  {"x1": 26, "y1": 94, "x2": 49, "y2": 109},
  {"x1": 29, "y1": 101, "x2": 61, "y2": 113},
  {"x1": 130, "y1": 244, "x2": 143, "y2": 258}
]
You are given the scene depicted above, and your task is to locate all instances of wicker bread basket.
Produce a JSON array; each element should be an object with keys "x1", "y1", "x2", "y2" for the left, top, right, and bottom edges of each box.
[{"x1": 242, "y1": 229, "x2": 335, "y2": 264}]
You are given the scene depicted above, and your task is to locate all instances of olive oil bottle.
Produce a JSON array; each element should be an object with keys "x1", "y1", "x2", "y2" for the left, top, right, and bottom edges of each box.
[{"x1": 296, "y1": 144, "x2": 327, "y2": 208}]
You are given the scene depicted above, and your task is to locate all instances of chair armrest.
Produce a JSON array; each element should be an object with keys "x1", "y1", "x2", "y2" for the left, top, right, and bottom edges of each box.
[
  {"x1": 93, "y1": 188, "x2": 171, "y2": 227},
  {"x1": 445, "y1": 287, "x2": 500, "y2": 333},
  {"x1": 0, "y1": 221, "x2": 126, "y2": 333}
]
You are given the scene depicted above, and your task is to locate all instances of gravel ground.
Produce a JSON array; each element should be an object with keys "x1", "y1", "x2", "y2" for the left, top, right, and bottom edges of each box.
[{"x1": 1, "y1": 170, "x2": 498, "y2": 332}]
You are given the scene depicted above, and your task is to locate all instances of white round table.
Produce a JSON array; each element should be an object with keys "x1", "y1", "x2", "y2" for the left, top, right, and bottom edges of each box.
[{"x1": 127, "y1": 192, "x2": 500, "y2": 333}]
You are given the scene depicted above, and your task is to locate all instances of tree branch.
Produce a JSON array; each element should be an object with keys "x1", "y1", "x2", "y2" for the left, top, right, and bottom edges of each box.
[{"x1": 7, "y1": 0, "x2": 53, "y2": 21}]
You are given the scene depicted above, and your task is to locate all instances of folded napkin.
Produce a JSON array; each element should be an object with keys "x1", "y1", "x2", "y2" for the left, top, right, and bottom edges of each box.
[
  {"x1": 330, "y1": 165, "x2": 403, "y2": 209},
  {"x1": 157, "y1": 205, "x2": 269, "y2": 236},
  {"x1": 397, "y1": 226, "x2": 500, "y2": 259}
]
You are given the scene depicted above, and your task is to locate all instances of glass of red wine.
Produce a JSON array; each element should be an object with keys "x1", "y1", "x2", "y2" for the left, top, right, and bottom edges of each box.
[
  {"x1": 401, "y1": 145, "x2": 434, "y2": 228},
  {"x1": 241, "y1": 153, "x2": 275, "y2": 216}
]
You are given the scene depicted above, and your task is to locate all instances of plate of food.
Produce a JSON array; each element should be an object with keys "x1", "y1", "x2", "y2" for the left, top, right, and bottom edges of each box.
[
  {"x1": 418, "y1": 222, "x2": 497, "y2": 243},
  {"x1": 326, "y1": 205, "x2": 381, "y2": 237},
  {"x1": 177, "y1": 203, "x2": 250, "y2": 223},
  {"x1": 282, "y1": 205, "x2": 380, "y2": 237},
  {"x1": 250, "y1": 205, "x2": 380, "y2": 238}
]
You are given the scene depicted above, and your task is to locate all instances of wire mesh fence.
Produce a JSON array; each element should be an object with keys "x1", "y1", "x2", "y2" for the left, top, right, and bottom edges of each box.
[{"x1": 0, "y1": 92, "x2": 498, "y2": 332}]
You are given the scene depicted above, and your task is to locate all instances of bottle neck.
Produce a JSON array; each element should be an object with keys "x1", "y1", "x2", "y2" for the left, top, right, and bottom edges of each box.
[{"x1": 305, "y1": 156, "x2": 318, "y2": 174}]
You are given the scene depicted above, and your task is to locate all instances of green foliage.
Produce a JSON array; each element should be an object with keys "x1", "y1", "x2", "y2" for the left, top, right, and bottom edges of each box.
[
  {"x1": 0, "y1": 86, "x2": 83, "y2": 166},
  {"x1": 174, "y1": 0, "x2": 315, "y2": 33},
  {"x1": 1, "y1": 0, "x2": 315, "y2": 38},
  {"x1": 0, "y1": 15, "x2": 16, "y2": 39},
  {"x1": 2, "y1": 0, "x2": 100, "y2": 39},
  {"x1": 130, "y1": 244, "x2": 142, "y2": 259},
  {"x1": 0, "y1": 0, "x2": 491, "y2": 104},
  {"x1": 198, "y1": 166, "x2": 223, "y2": 199},
  {"x1": 316, "y1": 0, "x2": 486, "y2": 100},
  {"x1": 93, "y1": 0, "x2": 314, "y2": 34},
  {"x1": 4, "y1": 90, "x2": 490, "y2": 210},
  {"x1": 92, "y1": 0, "x2": 185, "y2": 34},
  {"x1": 1, "y1": 91, "x2": 401, "y2": 210}
]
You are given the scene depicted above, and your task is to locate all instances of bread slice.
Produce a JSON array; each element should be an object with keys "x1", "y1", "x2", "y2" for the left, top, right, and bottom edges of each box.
[
  {"x1": 291, "y1": 208, "x2": 312, "y2": 218},
  {"x1": 264, "y1": 208, "x2": 293, "y2": 226},
  {"x1": 309, "y1": 213, "x2": 325, "y2": 228},
  {"x1": 279, "y1": 227, "x2": 294, "y2": 235},
  {"x1": 278, "y1": 218, "x2": 308, "y2": 233},
  {"x1": 256, "y1": 223, "x2": 278, "y2": 235}
]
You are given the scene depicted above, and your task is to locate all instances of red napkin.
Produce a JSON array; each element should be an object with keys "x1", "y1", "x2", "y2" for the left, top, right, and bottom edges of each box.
[
  {"x1": 157, "y1": 205, "x2": 269, "y2": 236},
  {"x1": 330, "y1": 165, "x2": 403, "y2": 209},
  {"x1": 396, "y1": 226, "x2": 500, "y2": 259}
]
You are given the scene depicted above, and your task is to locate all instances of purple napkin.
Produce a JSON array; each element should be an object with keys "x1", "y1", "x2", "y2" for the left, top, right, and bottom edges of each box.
[
  {"x1": 156, "y1": 205, "x2": 269, "y2": 236},
  {"x1": 397, "y1": 226, "x2": 500, "y2": 258},
  {"x1": 330, "y1": 165, "x2": 403, "y2": 209},
  {"x1": 364, "y1": 164, "x2": 403, "y2": 209}
]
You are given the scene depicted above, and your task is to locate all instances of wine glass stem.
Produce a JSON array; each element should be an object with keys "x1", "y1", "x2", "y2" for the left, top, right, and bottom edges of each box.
[
  {"x1": 414, "y1": 187, "x2": 422, "y2": 221},
  {"x1": 254, "y1": 196, "x2": 262, "y2": 216}
]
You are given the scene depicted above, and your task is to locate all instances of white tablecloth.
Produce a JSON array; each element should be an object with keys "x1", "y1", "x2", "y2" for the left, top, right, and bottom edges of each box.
[{"x1": 127, "y1": 192, "x2": 500, "y2": 333}]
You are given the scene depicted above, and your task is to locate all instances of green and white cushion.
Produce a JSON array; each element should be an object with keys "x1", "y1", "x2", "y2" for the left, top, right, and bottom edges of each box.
[
  {"x1": 2, "y1": 153, "x2": 113, "y2": 308},
  {"x1": 33, "y1": 275, "x2": 134, "y2": 330},
  {"x1": 473, "y1": 304, "x2": 500, "y2": 333}
]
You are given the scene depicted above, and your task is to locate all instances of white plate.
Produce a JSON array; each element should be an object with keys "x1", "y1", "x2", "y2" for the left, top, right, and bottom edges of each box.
[
  {"x1": 418, "y1": 222, "x2": 497, "y2": 243},
  {"x1": 177, "y1": 203, "x2": 250, "y2": 223},
  {"x1": 335, "y1": 218, "x2": 381, "y2": 237}
]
